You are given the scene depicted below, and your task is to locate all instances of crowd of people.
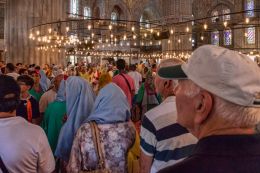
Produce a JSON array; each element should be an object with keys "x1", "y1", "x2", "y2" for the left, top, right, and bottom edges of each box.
[{"x1": 1, "y1": 44, "x2": 260, "y2": 173}]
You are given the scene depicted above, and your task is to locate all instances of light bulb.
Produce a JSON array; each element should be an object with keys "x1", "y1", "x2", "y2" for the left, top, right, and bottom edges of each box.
[
  {"x1": 223, "y1": 21, "x2": 228, "y2": 27},
  {"x1": 29, "y1": 33, "x2": 33, "y2": 39},
  {"x1": 203, "y1": 24, "x2": 208, "y2": 30},
  {"x1": 245, "y1": 18, "x2": 250, "y2": 24}
]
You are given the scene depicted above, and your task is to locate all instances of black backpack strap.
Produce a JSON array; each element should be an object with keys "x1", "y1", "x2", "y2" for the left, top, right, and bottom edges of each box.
[
  {"x1": 119, "y1": 73, "x2": 132, "y2": 93},
  {"x1": 0, "y1": 157, "x2": 9, "y2": 173}
]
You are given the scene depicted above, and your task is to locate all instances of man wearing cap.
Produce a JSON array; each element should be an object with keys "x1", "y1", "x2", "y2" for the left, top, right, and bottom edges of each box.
[
  {"x1": 0, "y1": 75, "x2": 55, "y2": 173},
  {"x1": 157, "y1": 45, "x2": 260, "y2": 173},
  {"x1": 140, "y1": 58, "x2": 197, "y2": 173}
]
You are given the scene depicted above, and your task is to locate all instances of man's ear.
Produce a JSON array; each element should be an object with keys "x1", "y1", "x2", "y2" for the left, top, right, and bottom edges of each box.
[
  {"x1": 194, "y1": 91, "x2": 213, "y2": 125},
  {"x1": 164, "y1": 80, "x2": 172, "y2": 88}
]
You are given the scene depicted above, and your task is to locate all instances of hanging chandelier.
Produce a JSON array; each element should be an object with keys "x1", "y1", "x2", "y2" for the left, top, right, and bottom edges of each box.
[
  {"x1": 29, "y1": 14, "x2": 165, "y2": 54},
  {"x1": 28, "y1": 8, "x2": 260, "y2": 61}
]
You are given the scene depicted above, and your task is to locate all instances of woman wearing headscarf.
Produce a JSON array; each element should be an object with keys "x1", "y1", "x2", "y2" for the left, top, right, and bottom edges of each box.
[
  {"x1": 39, "y1": 69, "x2": 51, "y2": 92},
  {"x1": 41, "y1": 80, "x2": 66, "y2": 153},
  {"x1": 136, "y1": 70, "x2": 161, "y2": 119},
  {"x1": 67, "y1": 83, "x2": 136, "y2": 173},
  {"x1": 55, "y1": 77, "x2": 95, "y2": 162}
]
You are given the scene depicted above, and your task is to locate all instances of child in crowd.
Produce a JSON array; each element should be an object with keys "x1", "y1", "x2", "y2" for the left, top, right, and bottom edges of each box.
[
  {"x1": 29, "y1": 71, "x2": 44, "y2": 101},
  {"x1": 16, "y1": 75, "x2": 41, "y2": 124}
]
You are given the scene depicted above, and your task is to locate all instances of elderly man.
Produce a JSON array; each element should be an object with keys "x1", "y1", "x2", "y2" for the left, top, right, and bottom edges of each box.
[
  {"x1": 158, "y1": 45, "x2": 260, "y2": 173},
  {"x1": 140, "y1": 58, "x2": 197, "y2": 173}
]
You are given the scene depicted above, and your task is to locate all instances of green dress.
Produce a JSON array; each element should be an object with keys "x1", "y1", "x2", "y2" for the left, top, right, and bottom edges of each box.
[
  {"x1": 29, "y1": 88, "x2": 44, "y2": 102},
  {"x1": 41, "y1": 101, "x2": 66, "y2": 153}
]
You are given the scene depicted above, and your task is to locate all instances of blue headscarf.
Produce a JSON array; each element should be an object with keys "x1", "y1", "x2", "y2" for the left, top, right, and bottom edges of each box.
[
  {"x1": 39, "y1": 70, "x2": 51, "y2": 92},
  {"x1": 86, "y1": 83, "x2": 130, "y2": 124},
  {"x1": 55, "y1": 76, "x2": 95, "y2": 161},
  {"x1": 55, "y1": 80, "x2": 65, "y2": 102}
]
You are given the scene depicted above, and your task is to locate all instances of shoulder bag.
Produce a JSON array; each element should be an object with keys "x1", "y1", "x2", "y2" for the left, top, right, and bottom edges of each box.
[{"x1": 80, "y1": 122, "x2": 110, "y2": 173}]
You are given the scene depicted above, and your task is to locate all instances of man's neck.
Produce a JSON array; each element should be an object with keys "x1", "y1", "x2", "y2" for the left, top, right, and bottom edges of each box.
[
  {"x1": 0, "y1": 111, "x2": 16, "y2": 118},
  {"x1": 119, "y1": 69, "x2": 126, "y2": 74},
  {"x1": 161, "y1": 91, "x2": 175, "y2": 101},
  {"x1": 193, "y1": 115, "x2": 256, "y2": 139}
]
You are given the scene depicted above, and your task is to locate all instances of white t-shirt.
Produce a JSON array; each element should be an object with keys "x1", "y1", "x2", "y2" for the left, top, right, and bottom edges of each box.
[
  {"x1": 39, "y1": 89, "x2": 57, "y2": 113},
  {"x1": 128, "y1": 71, "x2": 142, "y2": 94},
  {"x1": 0, "y1": 116, "x2": 55, "y2": 173},
  {"x1": 6, "y1": 72, "x2": 20, "y2": 80}
]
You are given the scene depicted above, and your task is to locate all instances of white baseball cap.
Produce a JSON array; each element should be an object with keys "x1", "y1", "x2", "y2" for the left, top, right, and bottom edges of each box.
[{"x1": 158, "y1": 45, "x2": 260, "y2": 107}]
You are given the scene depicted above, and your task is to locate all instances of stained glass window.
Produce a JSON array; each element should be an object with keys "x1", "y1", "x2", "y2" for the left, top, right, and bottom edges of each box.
[
  {"x1": 245, "y1": 0, "x2": 255, "y2": 17},
  {"x1": 211, "y1": 31, "x2": 219, "y2": 45},
  {"x1": 70, "y1": 0, "x2": 79, "y2": 17},
  {"x1": 211, "y1": 11, "x2": 219, "y2": 23},
  {"x1": 84, "y1": 7, "x2": 91, "y2": 19},
  {"x1": 247, "y1": 27, "x2": 255, "y2": 44},
  {"x1": 222, "y1": 9, "x2": 230, "y2": 21},
  {"x1": 224, "y1": 29, "x2": 232, "y2": 46}
]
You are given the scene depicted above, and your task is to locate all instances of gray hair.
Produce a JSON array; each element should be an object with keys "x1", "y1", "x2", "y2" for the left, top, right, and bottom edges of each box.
[
  {"x1": 212, "y1": 96, "x2": 260, "y2": 128},
  {"x1": 183, "y1": 80, "x2": 260, "y2": 128}
]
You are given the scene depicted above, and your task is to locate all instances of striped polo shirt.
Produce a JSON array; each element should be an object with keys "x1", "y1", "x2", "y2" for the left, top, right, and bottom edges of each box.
[{"x1": 140, "y1": 96, "x2": 197, "y2": 173}]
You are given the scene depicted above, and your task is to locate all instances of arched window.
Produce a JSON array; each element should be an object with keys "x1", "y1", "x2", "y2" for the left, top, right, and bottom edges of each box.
[
  {"x1": 222, "y1": 8, "x2": 230, "y2": 21},
  {"x1": 111, "y1": 11, "x2": 118, "y2": 22},
  {"x1": 84, "y1": 7, "x2": 91, "y2": 19},
  {"x1": 246, "y1": 27, "x2": 255, "y2": 44},
  {"x1": 70, "y1": 0, "x2": 79, "y2": 18},
  {"x1": 211, "y1": 5, "x2": 231, "y2": 23},
  {"x1": 224, "y1": 29, "x2": 232, "y2": 46},
  {"x1": 245, "y1": 0, "x2": 255, "y2": 17},
  {"x1": 211, "y1": 30, "x2": 219, "y2": 45},
  {"x1": 140, "y1": 15, "x2": 150, "y2": 29},
  {"x1": 111, "y1": 6, "x2": 121, "y2": 24},
  {"x1": 211, "y1": 11, "x2": 219, "y2": 23}
]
